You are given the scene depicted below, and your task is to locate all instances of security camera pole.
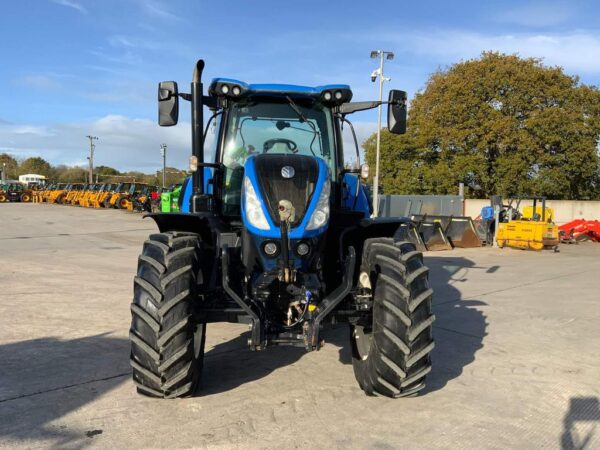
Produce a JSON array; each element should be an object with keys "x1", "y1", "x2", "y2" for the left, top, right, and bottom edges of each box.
[
  {"x1": 160, "y1": 143, "x2": 167, "y2": 188},
  {"x1": 370, "y1": 49, "x2": 394, "y2": 217},
  {"x1": 86, "y1": 135, "x2": 98, "y2": 184}
]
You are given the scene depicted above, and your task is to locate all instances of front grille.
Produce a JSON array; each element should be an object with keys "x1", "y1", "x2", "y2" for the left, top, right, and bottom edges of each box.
[{"x1": 253, "y1": 154, "x2": 319, "y2": 226}]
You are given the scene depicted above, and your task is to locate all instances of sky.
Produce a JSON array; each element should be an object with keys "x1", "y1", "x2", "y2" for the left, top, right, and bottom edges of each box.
[{"x1": 1, "y1": 0, "x2": 599, "y2": 172}]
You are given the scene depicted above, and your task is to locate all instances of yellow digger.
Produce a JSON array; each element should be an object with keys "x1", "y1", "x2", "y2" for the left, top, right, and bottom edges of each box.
[
  {"x1": 91, "y1": 183, "x2": 117, "y2": 208},
  {"x1": 78, "y1": 184, "x2": 101, "y2": 207},
  {"x1": 496, "y1": 197, "x2": 559, "y2": 251},
  {"x1": 104, "y1": 182, "x2": 132, "y2": 208}
]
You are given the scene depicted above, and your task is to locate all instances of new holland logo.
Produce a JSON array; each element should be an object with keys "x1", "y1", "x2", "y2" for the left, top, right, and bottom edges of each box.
[{"x1": 281, "y1": 166, "x2": 295, "y2": 179}]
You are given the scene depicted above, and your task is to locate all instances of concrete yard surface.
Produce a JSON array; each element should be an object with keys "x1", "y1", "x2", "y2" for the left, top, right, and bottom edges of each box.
[{"x1": 0, "y1": 203, "x2": 599, "y2": 449}]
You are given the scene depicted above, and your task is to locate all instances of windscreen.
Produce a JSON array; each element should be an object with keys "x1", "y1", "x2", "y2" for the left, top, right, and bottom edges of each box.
[{"x1": 221, "y1": 100, "x2": 334, "y2": 215}]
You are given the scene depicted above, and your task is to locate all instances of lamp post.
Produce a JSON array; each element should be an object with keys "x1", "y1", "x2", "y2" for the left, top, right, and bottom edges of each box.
[
  {"x1": 370, "y1": 49, "x2": 394, "y2": 217},
  {"x1": 86, "y1": 135, "x2": 98, "y2": 184},
  {"x1": 160, "y1": 143, "x2": 167, "y2": 189},
  {"x1": 1, "y1": 162, "x2": 6, "y2": 183}
]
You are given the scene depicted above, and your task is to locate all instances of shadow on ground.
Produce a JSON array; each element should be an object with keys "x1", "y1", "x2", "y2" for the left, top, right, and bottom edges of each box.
[
  {"x1": 423, "y1": 255, "x2": 488, "y2": 393},
  {"x1": 317, "y1": 254, "x2": 489, "y2": 395},
  {"x1": 200, "y1": 333, "x2": 305, "y2": 396},
  {"x1": 0, "y1": 333, "x2": 130, "y2": 449},
  {"x1": 328, "y1": 254, "x2": 490, "y2": 394},
  {"x1": 202, "y1": 254, "x2": 491, "y2": 397},
  {"x1": 561, "y1": 396, "x2": 600, "y2": 450}
]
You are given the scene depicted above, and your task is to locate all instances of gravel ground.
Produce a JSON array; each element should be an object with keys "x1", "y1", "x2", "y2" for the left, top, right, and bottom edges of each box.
[{"x1": 0, "y1": 203, "x2": 598, "y2": 449}]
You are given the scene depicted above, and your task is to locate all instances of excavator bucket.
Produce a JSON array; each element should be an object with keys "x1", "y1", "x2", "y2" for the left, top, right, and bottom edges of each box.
[
  {"x1": 412, "y1": 214, "x2": 482, "y2": 249},
  {"x1": 444, "y1": 217, "x2": 482, "y2": 248},
  {"x1": 411, "y1": 217, "x2": 453, "y2": 251},
  {"x1": 394, "y1": 222, "x2": 427, "y2": 252}
]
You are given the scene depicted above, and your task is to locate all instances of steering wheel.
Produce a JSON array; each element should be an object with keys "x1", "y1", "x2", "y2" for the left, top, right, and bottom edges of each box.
[{"x1": 263, "y1": 138, "x2": 298, "y2": 154}]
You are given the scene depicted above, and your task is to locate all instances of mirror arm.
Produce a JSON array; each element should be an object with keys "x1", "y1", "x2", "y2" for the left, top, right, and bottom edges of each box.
[
  {"x1": 177, "y1": 93, "x2": 218, "y2": 109},
  {"x1": 338, "y1": 100, "x2": 403, "y2": 115}
]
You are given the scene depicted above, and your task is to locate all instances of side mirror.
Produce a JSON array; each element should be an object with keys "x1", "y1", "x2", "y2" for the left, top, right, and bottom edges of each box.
[
  {"x1": 387, "y1": 89, "x2": 407, "y2": 134},
  {"x1": 360, "y1": 163, "x2": 369, "y2": 179},
  {"x1": 158, "y1": 81, "x2": 179, "y2": 126}
]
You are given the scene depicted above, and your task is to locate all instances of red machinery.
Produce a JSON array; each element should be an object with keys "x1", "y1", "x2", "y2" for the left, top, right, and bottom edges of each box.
[{"x1": 559, "y1": 219, "x2": 600, "y2": 243}]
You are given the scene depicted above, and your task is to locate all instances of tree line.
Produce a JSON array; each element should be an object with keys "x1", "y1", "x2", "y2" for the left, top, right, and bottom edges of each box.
[
  {"x1": 0, "y1": 153, "x2": 188, "y2": 187},
  {"x1": 365, "y1": 52, "x2": 600, "y2": 200}
]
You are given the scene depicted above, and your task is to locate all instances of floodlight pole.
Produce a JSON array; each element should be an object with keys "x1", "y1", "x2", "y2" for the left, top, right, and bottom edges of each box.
[
  {"x1": 370, "y1": 50, "x2": 393, "y2": 217},
  {"x1": 86, "y1": 135, "x2": 98, "y2": 184},
  {"x1": 160, "y1": 143, "x2": 167, "y2": 188}
]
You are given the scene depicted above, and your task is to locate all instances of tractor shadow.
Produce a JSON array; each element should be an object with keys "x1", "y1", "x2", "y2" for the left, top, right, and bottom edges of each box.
[
  {"x1": 327, "y1": 254, "x2": 489, "y2": 394},
  {"x1": 201, "y1": 255, "x2": 488, "y2": 397},
  {"x1": 0, "y1": 333, "x2": 130, "y2": 449},
  {"x1": 561, "y1": 396, "x2": 600, "y2": 449},
  {"x1": 423, "y1": 255, "x2": 489, "y2": 393},
  {"x1": 200, "y1": 333, "x2": 305, "y2": 396}
]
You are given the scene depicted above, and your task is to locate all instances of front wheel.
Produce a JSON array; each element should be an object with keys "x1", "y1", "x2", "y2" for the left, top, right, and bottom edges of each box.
[
  {"x1": 129, "y1": 231, "x2": 206, "y2": 398},
  {"x1": 351, "y1": 238, "x2": 435, "y2": 397}
]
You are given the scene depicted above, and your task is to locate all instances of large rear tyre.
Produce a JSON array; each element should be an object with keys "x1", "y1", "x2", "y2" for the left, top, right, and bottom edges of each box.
[
  {"x1": 129, "y1": 231, "x2": 206, "y2": 398},
  {"x1": 351, "y1": 238, "x2": 435, "y2": 398}
]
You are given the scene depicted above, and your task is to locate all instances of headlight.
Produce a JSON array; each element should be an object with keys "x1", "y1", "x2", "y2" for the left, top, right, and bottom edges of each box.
[
  {"x1": 296, "y1": 242, "x2": 310, "y2": 256},
  {"x1": 243, "y1": 176, "x2": 270, "y2": 230},
  {"x1": 306, "y1": 177, "x2": 330, "y2": 230},
  {"x1": 263, "y1": 241, "x2": 279, "y2": 256}
]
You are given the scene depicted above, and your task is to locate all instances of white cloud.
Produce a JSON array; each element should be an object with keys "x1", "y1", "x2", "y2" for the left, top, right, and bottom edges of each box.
[
  {"x1": 18, "y1": 74, "x2": 61, "y2": 90},
  {"x1": 494, "y1": 1, "x2": 575, "y2": 27},
  {"x1": 50, "y1": 0, "x2": 87, "y2": 14},
  {"x1": 0, "y1": 115, "x2": 379, "y2": 172},
  {"x1": 138, "y1": 0, "x2": 182, "y2": 21},
  {"x1": 394, "y1": 30, "x2": 600, "y2": 75},
  {"x1": 0, "y1": 115, "x2": 190, "y2": 172}
]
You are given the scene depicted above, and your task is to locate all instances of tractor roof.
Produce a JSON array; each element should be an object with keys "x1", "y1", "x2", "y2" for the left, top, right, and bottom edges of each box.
[{"x1": 208, "y1": 78, "x2": 353, "y2": 103}]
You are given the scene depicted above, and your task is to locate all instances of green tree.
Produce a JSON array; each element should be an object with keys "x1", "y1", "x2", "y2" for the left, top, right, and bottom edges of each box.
[
  {"x1": 365, "y1": 52, "x2": 600, "y2": 199},
  {"x1": 95, "y1": 165, "x2": 120, "y2": 176},
  {"x1": 0, "y1": 153, "x2": 19, "y2": 180},
  {"x1": 57, "y1": 167, "x2": 88, "y2": 183},
  {"x1": 18, "y1": 157, "x2": 52, "y2": 177},
  {"x1": 156, "y1": 167, "x2": 188, "y2": 187}
]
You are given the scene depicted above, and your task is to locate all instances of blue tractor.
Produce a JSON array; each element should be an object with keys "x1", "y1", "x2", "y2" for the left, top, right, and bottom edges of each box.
[{"x1": 129, "y1": 60, "x2": 435, "y2": 399}]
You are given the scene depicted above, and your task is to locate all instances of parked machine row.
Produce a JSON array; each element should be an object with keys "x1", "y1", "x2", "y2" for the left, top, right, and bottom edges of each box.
[{"x1": 31, "y1": 182, "x2": 163, "y2": 212}]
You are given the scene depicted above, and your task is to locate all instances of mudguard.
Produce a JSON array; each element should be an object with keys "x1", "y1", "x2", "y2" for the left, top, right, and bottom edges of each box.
[{"x1": 144, "y1": 212, "x2": 221, "y2": 246}]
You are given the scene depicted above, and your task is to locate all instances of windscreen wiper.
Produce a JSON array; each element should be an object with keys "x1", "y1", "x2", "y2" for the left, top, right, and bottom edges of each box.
[
  {"x1": 285, "y1": 96, "x2": 318, "y2": 156},
  {"x1": 285, "y1": 96, "x2": 309, "y2": 123}
]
